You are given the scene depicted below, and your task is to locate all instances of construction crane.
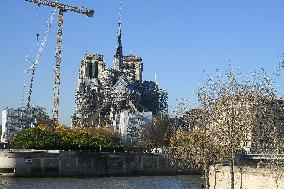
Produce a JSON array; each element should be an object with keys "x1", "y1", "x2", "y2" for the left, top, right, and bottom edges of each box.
[{"x1": 24, "y1": 0, "x2": 94, "y2": 126}]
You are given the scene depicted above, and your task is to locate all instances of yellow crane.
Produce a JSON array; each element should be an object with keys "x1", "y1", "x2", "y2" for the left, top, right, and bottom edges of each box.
[{"x1": 24, "y1": 0, "x2": 94, "y2": 126}]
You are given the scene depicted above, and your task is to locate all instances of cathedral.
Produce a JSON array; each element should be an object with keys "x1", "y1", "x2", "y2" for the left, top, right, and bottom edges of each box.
[{"x1": 72, "y1": 14, "x2": 167, "y2": 143}]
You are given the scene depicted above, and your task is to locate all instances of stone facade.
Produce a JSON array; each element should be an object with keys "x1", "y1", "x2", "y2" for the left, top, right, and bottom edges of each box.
[
  {"x1": 209, "y1": 165, "x2": 284, "y2": 189},
  {"x1": 117, "y1": 110, "x2": 152, "y2": 144}
]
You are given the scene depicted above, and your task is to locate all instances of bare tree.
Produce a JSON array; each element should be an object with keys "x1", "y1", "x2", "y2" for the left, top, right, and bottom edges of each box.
[{"x1": 167, "y1": 67, "x2": 282, "y2": 189}]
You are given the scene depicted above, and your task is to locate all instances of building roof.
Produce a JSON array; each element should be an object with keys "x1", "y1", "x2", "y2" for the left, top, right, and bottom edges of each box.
[{"x1": 112, "y1": 75, "x2": 134, "y2": 95}]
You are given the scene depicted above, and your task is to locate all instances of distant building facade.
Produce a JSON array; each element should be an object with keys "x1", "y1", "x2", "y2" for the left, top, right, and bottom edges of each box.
[
  {"x1": 1, "y1": 107, "x2": 50, "y2": 143},
  {"x1": 72, "y1": 16, "x2": 168, "y2": 144}
]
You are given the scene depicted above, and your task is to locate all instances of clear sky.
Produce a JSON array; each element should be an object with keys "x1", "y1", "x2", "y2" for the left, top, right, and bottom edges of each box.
[{"x1": 1, "y1": 0, "x2": 284, "y2": 125}]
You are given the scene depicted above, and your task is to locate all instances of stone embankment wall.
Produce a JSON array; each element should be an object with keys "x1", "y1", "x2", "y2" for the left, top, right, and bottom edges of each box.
[
  {"x1": 0, "y1": 150, "x2": 197, "y2": 177},
  {"x1": 209, "y1": 165, "x2": 284, "y2": 189}
]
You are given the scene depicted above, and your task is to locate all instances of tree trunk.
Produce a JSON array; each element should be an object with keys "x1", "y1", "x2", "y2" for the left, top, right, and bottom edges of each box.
[
  {"x1": 230, "y1": 96, "x2": 235, "y2": 189},
  {"x1": 230, "y1": 126, "x2": 235, "y2": 189},
  {"x1": 204, "y1": 161, "x2": 209, "y2": 189},
  {"x1": 203, "y1": 120, "x2": 209, "y2": 189},
  {"x1": 230, "y1": 152, "x2": 235, "y2": 189}
]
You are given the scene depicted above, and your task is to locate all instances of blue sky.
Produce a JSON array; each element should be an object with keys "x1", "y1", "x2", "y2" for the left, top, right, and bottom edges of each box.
[{"x1": 1, "y1": 0, "x2": 284, "y2": 125}]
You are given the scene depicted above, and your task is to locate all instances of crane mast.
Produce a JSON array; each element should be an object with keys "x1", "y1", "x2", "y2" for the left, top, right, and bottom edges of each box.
[
  {"x1": 52, "y1": 8, "x2": 63, "y2": 125},
  {"x1": 24, "y1": 0, "x2": 94, "y2": 126}
]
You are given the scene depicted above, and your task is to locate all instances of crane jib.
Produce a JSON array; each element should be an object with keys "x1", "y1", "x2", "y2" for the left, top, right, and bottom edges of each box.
[{"x1": 24, "y1": 0, "x2": 94, "y2": 17}]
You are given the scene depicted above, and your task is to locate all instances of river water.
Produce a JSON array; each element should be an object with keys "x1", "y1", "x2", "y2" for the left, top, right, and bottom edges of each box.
[{"x1": 0, "y1": 175, "x2": 202, "y2": 189}]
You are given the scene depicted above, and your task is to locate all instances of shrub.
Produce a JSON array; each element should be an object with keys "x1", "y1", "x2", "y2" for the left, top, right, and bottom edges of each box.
[{"x1": 10, "y1": 125, "x2": 121, "y2": 151}]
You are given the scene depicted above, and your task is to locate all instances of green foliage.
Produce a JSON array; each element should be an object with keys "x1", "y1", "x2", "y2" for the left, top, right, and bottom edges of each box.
[{"x1": 10, "y1": 125, "x2": 121, "y2": 151}]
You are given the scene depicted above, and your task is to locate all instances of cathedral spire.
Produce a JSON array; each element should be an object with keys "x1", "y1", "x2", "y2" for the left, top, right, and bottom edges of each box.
[{"x1": 113, "y1": 2, "x2": 123, "y2": 70}]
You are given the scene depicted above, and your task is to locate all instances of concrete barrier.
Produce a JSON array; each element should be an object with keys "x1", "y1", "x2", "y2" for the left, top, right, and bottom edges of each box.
[
  {"x1": 0, "y1": 149, "x2": 199, "y2": 177},
  {"x1": 209, "y1": 165, "x2": 284, "y2": 189}
]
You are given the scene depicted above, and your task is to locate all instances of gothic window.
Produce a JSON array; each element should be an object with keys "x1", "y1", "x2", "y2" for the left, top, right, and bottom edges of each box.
[
  {"x1": 94, "y1": 63, "x2": 99, "y2": 78},
  {"x1": 88, "y1": 63, "x2": 93, "y2": 78}
]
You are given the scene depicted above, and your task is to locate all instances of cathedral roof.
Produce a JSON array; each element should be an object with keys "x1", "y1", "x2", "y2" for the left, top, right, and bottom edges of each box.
[{"x1": 112, "y1": 75, "x2": 134, "y2": 94}]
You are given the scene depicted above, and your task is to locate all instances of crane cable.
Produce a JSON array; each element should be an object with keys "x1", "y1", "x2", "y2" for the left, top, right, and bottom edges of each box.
[
  {"x1": 26, "y1": 8, "x2": 56, "y2": 108},
  {"x1": 21, "y1": 1, "x2": 42, "y2": 107}
]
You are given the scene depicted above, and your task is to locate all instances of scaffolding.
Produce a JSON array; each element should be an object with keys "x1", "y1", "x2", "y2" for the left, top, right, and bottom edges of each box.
[{"x1": 1, "y1": 106, "x2": 49, "y2": 143}]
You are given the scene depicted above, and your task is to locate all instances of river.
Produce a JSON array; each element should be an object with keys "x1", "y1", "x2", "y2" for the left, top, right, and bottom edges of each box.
[{"x1": 0, "y1": 175, "x2": 202, "y2": 189}]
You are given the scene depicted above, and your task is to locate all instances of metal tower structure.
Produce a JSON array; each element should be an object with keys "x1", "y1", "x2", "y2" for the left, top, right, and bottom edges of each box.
[{"x1": 24, "y1": 0, "x2": 94, "y2": 126}]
